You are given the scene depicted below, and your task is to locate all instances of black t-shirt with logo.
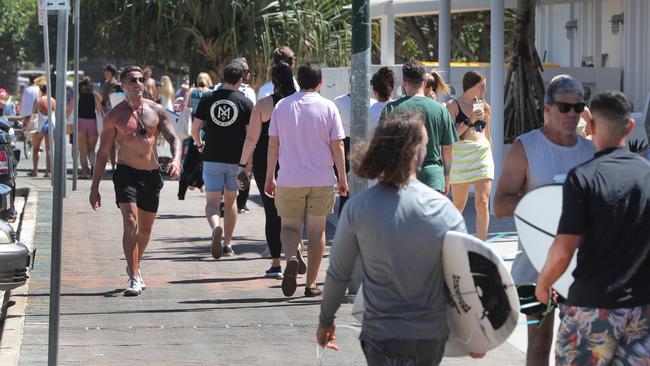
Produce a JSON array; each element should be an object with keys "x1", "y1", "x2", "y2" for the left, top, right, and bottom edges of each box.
[{"x1": 195, "y1": 89, "x2": 253, "y2": 164}]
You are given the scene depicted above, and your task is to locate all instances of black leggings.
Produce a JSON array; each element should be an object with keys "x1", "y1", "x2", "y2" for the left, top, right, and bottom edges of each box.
[
  {"x1": 237, "y1": 185, "x2": 250, "y2": 209},
  {"x1": 253, "y1": 161, "x2": 282, "y2": 259}
]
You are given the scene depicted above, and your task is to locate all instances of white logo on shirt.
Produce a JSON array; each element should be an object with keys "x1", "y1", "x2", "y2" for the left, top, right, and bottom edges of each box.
[{"x1": 210, "y1": 99, "x2": 238, "y2": 127}]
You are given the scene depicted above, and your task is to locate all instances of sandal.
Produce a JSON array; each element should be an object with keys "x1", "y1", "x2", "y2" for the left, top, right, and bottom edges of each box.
[
  {"x1": 43, "y1": 172, "x2": 50, "y2": 178},
  {"x1": 27, "y1": 171, "x2": 38, "y2": 177}
]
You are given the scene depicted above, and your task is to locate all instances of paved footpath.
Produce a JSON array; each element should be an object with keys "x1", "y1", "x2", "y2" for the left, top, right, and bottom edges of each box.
[{"x1": 2, "y1": 157, "x2": 529, "y2": 364}]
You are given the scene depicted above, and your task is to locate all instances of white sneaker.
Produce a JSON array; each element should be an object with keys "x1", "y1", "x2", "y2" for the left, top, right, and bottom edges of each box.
[
  {"x1": 124, "y1": 276, "x2": 142, "y2": 296},
  {"x1": 126, "y1": 265, "x2": 146, "y2": 290},
  {"x1": 139, "y1": 274, "x2": 146, "y2": 290}
]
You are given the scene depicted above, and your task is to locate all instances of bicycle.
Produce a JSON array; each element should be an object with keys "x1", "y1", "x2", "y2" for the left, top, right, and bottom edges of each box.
[
  {"x1": 16, "y1": 130, "x2": 32, "y2": 160},
  {"x1": 6, "y1": 117, "x2": 32, "y2": 160}
]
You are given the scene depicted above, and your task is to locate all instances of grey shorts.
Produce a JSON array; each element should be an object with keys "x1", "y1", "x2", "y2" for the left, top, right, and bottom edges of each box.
[
  {"x1": 510, "y1": 240, "x2": 539, "y2": 285},
  {"x1": 202, "y1": 161, "x2": 238, "y2": 192}
]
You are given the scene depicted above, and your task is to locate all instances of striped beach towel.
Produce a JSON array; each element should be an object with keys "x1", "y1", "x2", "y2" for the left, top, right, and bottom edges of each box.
[{"x1": 450, "y1": 139, "x2": 494, "y2": 184}]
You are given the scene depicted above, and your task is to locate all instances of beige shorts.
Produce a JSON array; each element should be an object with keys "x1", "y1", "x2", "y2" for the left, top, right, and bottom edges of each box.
[{"x1": 275, "y1": 186, "x2": 335, "y2": 219}]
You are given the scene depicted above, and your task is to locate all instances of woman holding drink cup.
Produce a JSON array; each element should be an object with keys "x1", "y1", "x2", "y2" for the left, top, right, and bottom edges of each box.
[{"x1": 445, "y1": 70, "x2": 493, "y2": 240}]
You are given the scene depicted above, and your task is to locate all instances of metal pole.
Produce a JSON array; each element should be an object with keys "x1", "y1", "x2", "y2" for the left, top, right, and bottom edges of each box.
[
  {"x1": 348, "y1": 0, "x2": 371, "y2": 295},
  {"x1": 570, "y1": 3, "x2": 575, "y2": 67},
  {"x1": 490, "y1": 0, "x2": 505, "y2": 211},
  {"x1": 48, "y1": 6, "x2": 69, "y2": 366},
  {"x1": 380, "y1": 13, "x2": 395, "y2": 65},
  {"x1": 72, "y1": 0, "x2": 80, "y2": 190},
  {"x1": 351, "y1": 0, "x2": 370, "y2": 195},
  {"x1": 438, "y1": 0, "x2": 451, "y2": 84},
  {"x1": 594, "y1": 0, "x2": 602, "y2": 67},
  {"x1": 42, "y1": 6, "x2": 54, "y2": 186}
]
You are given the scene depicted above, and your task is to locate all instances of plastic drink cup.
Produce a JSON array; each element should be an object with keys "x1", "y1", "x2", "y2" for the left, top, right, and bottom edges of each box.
[
  {"x1": 473, "y1": 99, "x2": 484, "y2": 119},
  {"x1": 473, "y1": 99, "x2": 483, "y2": 113}
]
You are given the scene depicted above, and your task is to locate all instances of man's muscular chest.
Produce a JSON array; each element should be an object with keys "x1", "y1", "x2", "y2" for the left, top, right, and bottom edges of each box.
[{"x1": 116, "y1": 105, "x2": 158, "y2": 137}]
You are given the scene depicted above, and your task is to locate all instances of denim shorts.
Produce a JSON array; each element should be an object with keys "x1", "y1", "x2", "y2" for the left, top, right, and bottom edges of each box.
[{"x1": 202, "y1": 161, "x2": 239, "y2": 192}]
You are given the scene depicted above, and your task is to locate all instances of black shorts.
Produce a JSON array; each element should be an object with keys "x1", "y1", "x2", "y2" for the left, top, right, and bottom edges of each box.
[{"x1": 112, "y1": 164, "x2": 163, "y2": 213}]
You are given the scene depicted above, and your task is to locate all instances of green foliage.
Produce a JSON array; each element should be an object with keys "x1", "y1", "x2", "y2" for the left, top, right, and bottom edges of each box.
[
  {"x1": 0, "y1": 0, "x2": 39, "y2": 93},
  {"x1": 68, "y1": 0, "x2": 352, "y2": 87},
  {"x1": 381, "y1": 9, "x2": 517, "y2": 64}
]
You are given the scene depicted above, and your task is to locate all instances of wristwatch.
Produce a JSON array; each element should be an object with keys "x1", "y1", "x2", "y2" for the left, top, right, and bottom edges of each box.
[
  {"x1": 463, "y1": 118, "x2": 474, "y2": 127},
  {"x1": 195, "y1": 141, "x2": 204, "y2": 148},
  {"x1": 238, "y1": 163, "x2": 247, "y2": 168}
]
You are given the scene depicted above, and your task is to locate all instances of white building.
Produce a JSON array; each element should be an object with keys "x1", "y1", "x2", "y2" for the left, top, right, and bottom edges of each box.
[{"x1": 535, "y1": 0, "x2": 650, "y2": 112}]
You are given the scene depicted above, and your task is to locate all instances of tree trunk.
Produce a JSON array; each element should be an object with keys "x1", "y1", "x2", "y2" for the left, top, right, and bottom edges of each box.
[
  {"x1": 404, "y1": 17, "x2": 431, "y2": 60},
  {"x1": 503, "y1": 0, "x2": 545, "y2": 143}
]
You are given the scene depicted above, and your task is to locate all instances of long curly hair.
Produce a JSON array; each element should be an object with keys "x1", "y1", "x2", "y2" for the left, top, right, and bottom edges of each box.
[{"x1": 351, "y1": 109, "x2": 425, "y2": 188}]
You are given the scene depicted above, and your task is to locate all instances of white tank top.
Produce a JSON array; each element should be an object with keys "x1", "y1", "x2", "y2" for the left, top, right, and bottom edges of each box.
[
  {"x1": 518, "y1": 129, "x2": 595, "y2": 190},
  {"x1": 37, "y1": 111, "x2": 55, "y2": 126}
]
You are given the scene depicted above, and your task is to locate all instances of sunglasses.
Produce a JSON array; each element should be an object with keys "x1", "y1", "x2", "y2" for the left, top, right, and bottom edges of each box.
[
  {"x1": 553, "y1": 102, "x2": 586, "y2": 113},
  {"x1": 129, "y1": 77, "x2": 145, "y2": 84}
]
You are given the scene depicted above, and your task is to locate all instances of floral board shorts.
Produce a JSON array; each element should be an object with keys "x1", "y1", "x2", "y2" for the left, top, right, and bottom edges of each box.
[{"x1": 556, "y1": 304, "x2": 650, "y2": 366}]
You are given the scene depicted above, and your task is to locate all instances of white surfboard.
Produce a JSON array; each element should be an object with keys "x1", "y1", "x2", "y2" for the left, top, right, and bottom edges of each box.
[
  {"x1": 352, "y1": 231, "x2": 519, "y2": 357},
  {"x1": 514, "y1": 184, "x2": 576, "y2": 298}
]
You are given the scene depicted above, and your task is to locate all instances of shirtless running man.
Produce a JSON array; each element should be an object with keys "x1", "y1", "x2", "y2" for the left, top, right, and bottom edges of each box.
[{"x1": 90, "y1": 65, "x2": 181, "y2": 296}]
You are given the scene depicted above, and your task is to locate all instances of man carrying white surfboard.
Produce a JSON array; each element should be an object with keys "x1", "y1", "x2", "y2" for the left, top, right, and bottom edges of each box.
[
  {"x1": 317, "y1": 110, "x2": 485, "y2": 364},
  {"x1": 494, "y1": 75, "x2": 595, "y2": 366},
  {"x1": 536, "y1": 91, "x2": 650, "y2": 365}
]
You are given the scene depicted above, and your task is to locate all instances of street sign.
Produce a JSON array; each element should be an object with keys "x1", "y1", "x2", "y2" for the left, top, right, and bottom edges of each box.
[
  {"x1": 45, "y1": 0, "x2": 69, "y2": 10},
  {"x1": 38, "y1": 0, "x2": 45, "y2": 26}
]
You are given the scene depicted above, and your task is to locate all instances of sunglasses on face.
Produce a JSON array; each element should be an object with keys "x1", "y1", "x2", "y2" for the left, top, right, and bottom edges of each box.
[
  {"x1": 553, "y1": 102, "x2": 586, "y2": 113},
  {"x1": 129, "y1": 77, "x2": 145, "y2": 84}
]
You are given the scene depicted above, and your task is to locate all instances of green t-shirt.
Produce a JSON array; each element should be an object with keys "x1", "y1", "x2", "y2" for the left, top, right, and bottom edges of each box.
[{"x1": 379, "y1": 96, "x2": 458, "y2": 191}]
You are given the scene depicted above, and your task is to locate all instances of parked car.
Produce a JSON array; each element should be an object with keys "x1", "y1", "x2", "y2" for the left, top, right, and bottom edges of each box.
[{"x1": 0, "y1": 206, "x2": 32, "y2": 291}]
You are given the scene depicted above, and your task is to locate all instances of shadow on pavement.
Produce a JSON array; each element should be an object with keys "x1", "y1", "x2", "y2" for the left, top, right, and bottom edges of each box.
[
  {"x1": 180, "y1": 297, "x2": 291, "y2": 305},
  {"x1": 168, "y1": 276, "x2": 266, "y2": 285},
  {"x1": 156, "y1": 214, "x2": 205, "y2": 220},
  {"x1": 13, "y1": 289, "x2": 124, "y2": 298}
]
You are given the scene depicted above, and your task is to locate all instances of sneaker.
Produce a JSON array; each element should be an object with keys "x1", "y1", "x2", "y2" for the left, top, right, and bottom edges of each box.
[
  {"x1": 222, "y1": 244, "x2": 235, "y2": 257},
  {"x1": 126, "y1": 265, "x2": 146, "y2": 290},
  {"x1": 281, "y1": 259, "x2": 299, "y2": 297},
  {"x1": 304, "y1": 286, "x2": 323, "y2": 297},
  {"x1": 297, "y1": 242, "x2": 307, "y2": 275},
  {"x1": 265, "y1": 266, "x2": 284, "y2": 279},
  {"x1": 124, "y1": 276, "x2": 142, "y2": 296},
  {"x1": 211, "y1": 226, "x2": 223, "y2": 259},
  {"x1": 238, "y1": 206, "x2": 251, "y2": 214}
]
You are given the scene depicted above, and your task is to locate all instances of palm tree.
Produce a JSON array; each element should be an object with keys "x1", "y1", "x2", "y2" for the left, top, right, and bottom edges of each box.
[
  {"x1": 503, "y1": 0, "x2": 545, "y2": 143},
  {"x1": 182, "y1": 0, "x2": 351, "y2": 86}
]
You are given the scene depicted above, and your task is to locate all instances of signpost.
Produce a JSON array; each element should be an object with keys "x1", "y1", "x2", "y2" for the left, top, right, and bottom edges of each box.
[
  {"x1": 46, "y1": 1, "x2": 69, "y2": 364},
  {"x1": 72, "y1": 0, "x2": 80, "y2": 190}
]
